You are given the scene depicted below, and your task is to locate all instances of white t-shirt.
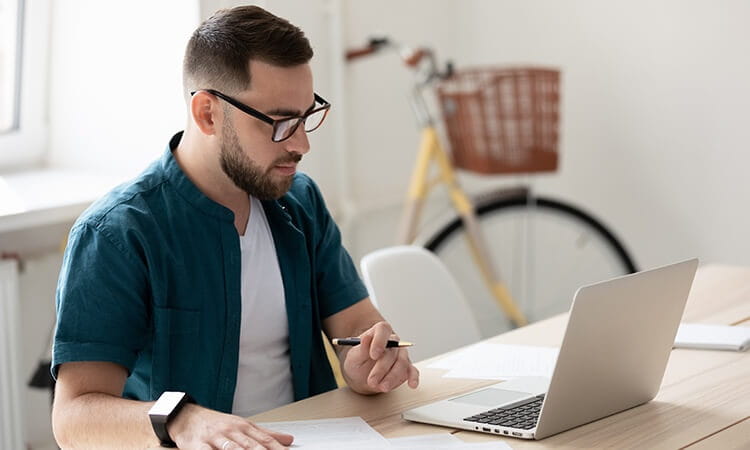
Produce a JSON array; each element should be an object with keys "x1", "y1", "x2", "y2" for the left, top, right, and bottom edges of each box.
[{"x1": 231, "y1": 196, "x2": 294, "y2": 417}]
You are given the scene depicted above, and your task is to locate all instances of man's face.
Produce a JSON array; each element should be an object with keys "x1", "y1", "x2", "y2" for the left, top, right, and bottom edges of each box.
[{"x1": 219, "y1": 61, "x2": 314, "y2": 200}]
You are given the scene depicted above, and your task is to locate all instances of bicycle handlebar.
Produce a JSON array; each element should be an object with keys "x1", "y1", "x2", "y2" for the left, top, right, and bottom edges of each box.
[
  {"x1": 345, "y1": 37, "x2": 390, "y2": 61},
  {"x1": 346, "y1": 35, "x2": 454, "y2": 127},
  {"x1": 403, "y1": 48, "x2": 431, "y2": 68},
  {"x1": 345, "y1": 36, "x2": 453, "y2": 82},
  {"x1": 345, "y1": 46, "x2": 379, "y2": 61}
]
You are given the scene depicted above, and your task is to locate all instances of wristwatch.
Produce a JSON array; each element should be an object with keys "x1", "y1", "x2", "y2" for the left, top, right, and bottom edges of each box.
[{"x1": 148, "y1": 391, "x2": 194, "y2": 447}]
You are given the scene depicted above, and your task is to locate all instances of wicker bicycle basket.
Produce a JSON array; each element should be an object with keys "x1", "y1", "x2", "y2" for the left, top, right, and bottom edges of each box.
[{"x1": 436, "y1": 67, "x2": 560, "y2": 174}]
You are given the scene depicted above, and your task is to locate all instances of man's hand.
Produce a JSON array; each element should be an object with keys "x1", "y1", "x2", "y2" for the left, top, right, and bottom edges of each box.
[
  {"x1": 340, "y1": 321, "x2": 420, "y2": 394},
  {"x1": 169, "y1": 404, "x2": 293, "y2": 449},
  {"x1": 53, "y1": 361, "x2": 293, "y2": 449}
]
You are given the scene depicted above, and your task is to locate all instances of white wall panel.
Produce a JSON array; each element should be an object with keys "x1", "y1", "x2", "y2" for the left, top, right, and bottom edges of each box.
[{"x1": 46, "y1": 0, "x2": 200, "y2": 176}]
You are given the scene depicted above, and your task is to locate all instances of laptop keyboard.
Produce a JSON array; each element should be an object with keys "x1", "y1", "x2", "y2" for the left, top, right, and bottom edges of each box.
[{"x1": 463, "y1": 394, "x2": 544, "y2": 430}]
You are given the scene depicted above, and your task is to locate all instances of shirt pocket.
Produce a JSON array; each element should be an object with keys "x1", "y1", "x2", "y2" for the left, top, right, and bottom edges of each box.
[{"x1": 151, "y1": 307, "x2": 201, "y2": 396}]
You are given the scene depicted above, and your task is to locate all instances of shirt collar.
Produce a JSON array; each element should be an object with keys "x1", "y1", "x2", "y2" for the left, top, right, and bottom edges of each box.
[{"x1": 161, "y1": 131, "x2": 235, "y2": 221}]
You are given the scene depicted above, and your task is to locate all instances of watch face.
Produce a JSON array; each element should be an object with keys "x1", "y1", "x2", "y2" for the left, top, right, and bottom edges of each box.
[{"x1": 149, "y1": 392, "x2": 186, "y2": 417}]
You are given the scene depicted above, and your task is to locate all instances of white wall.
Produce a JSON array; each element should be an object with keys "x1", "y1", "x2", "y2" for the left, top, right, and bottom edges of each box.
[
  {"x1": 339, "y1": 0, "x2": 750, "y2": 269},
  {"x1": 46, "y1": 0, "x2": 199, "y2": 175}
]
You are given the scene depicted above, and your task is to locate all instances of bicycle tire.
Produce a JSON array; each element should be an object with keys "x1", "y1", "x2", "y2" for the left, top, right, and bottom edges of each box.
[{"x1": 423, "y1": 193, "x2": 638, "y2": 334}]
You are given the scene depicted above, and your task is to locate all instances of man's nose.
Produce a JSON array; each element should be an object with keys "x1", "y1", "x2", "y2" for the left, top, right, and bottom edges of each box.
[{"x1": 285, "y1": 123, "x2": 310, "y2": 155}]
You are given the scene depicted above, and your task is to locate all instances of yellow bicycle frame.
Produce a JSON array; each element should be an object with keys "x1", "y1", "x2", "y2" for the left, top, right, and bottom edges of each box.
[{"x1": 398, "y1": 127, "x2": 528, "y2": 327}]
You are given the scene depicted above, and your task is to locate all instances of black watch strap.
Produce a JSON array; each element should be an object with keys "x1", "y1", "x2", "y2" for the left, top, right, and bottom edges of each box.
[{"x1": 148, "y1": 392, "x2": 194, "y2": 447}]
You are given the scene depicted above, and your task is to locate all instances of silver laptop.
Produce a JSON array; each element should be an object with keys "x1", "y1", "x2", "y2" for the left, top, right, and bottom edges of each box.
[{"x1": 403, "y1": 258, "x2": 698, "y2": 440}]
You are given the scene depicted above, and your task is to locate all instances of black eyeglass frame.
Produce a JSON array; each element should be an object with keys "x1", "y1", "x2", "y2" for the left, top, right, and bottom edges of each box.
[{"x1": 190, "y1": 89, "x2": 330, "y2": 142}]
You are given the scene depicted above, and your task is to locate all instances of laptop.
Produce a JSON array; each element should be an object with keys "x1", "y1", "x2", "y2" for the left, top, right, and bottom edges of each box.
[{"x1": 403, "y1": 258, "x2": 698, "y2": 440}]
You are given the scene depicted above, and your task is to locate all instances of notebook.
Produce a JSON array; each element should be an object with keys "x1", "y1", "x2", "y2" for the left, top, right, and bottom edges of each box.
[{"x1": 675, "y1": 323, "x2": 750, "y2": 351}]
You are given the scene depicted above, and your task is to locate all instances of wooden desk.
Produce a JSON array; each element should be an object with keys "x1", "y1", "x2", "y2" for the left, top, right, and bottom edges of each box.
[{"x1": 251, "y1": 265, "x2": 750, "y2": 448}]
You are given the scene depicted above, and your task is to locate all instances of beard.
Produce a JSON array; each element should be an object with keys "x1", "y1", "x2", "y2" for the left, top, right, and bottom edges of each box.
[{"x1": 219, "y1": 118, "x2": 301, "y2": 200}]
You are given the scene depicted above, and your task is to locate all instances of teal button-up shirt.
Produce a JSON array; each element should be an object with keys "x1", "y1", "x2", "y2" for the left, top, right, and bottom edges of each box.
[{"x1": 52, "y1": 133, "x2": 368, "y2": 412}]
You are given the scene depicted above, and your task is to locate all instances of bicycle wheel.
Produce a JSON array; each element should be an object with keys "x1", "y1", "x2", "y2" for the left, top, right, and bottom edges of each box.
[{"x1": 423, "y1": 192, "x2": 637, "y2": 336}]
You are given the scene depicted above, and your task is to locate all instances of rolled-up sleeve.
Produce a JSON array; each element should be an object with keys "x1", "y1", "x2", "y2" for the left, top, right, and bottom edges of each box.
[
  {"x1": 52, "y1": 221, "x2": 150, "y2": 378},
  {"x1": 305, "y1": 180, "x2": 369, "y2": 319}
]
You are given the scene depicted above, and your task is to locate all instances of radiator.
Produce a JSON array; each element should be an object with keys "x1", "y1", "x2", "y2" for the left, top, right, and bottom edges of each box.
[{"x1": 0, "y1": 259, "x2": 24, "y2": 450}]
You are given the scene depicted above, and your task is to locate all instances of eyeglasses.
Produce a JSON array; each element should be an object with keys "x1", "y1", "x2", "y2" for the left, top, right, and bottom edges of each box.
[{"x1": 191, "y1": 89, "x2": 331, "y2": 142}]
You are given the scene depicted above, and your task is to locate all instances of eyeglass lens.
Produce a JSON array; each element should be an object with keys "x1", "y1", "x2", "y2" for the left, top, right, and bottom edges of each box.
[{"x1": 273, "y1": 107, "x2": 329, "y2": 142}]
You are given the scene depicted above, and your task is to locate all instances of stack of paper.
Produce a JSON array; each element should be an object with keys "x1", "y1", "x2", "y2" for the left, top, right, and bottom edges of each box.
[
  {"x1": 674, "y1": 323, "x2": 750, "y2": 351},
  {"x1": 427, "y1": 343, "x2": 559, "y2": 380},
  {"x1": 259, "y1": 417, "x2": 513, "y2": 449}
]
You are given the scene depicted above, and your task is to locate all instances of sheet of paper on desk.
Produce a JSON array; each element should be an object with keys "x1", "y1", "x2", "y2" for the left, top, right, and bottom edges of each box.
[
  {"x1": 427, "y1": 343, "x2": 559, "y2": 380},
  {"x1": 387, "y1": 433, "x2": 513, "y2": 449},
  {"x1": 674, "y1": 323, "x2": 750, "y2": 351},
  {"x1": 258, "y1": 417, "x2": 390, "y2": 449},
  {"x1": 258, "y1": 418, "x2": 515, "y2": 449}
]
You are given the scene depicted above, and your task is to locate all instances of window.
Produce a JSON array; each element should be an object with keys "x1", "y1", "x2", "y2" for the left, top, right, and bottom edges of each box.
[
  {"x1": 0, "y1": 0, "x2": 48, "y2": 169},
  {"x1": 0, "y1": 0, "x2": 22, "y2": 134}
]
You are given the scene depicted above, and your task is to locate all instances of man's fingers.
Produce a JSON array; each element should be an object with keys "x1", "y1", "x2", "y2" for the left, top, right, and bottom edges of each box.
[
  {"x1": 242, "y1": 425, "x2": 289, "y2": 449},
  {"x1": 254, "y1": 424, "x2": 294, "y2": 446},
  {"x1": 366, "y1": 350, "x2": 398, "y2": 390},
  {"x1": 210, "y1": 435, "x2": 236, "y2": 450},
  {"x1": 367, "y1": 322, "x2": 395, "y2": 360},
  {"x1": 338, "y1": 321, "x2": 413, "y2": 394},
  {"x1": 172, "y1": 409, "x2": 291, "y2": 449},
  {"x1": 396, "y1": 349, "x2": 420, "y2": 389},
  {"x1": 226, "y1": 432, "x2": 253, "y2": 449},
  {"x1": 227, "y1": 431, "x2": 278, "y2": 450},
  {"x1": 220, "y1": 422, "x2": 292, "y2": 450},
  {"x1": 407, "y1": 361, "x2": 420, "y2": 388},
  {"x1": 370, "y1": 349, "x2": 420, "y2": 392},
  {"x1": 345, "y1": 332, "x2": 374, "y2": 366},
  {"x1": 374, "y1": 358, "x2": 409, "y2": 392}
]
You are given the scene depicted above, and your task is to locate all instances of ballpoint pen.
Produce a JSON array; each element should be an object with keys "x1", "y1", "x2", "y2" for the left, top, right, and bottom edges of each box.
[{"x1": 331, "y1": 337, "x2": 414, "y2": 348}]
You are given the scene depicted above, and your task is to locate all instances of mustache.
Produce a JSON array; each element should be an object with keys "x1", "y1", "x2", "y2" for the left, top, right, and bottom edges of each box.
[{"x1": 274, "y1": 153, "x2": 303, "y2": 165}]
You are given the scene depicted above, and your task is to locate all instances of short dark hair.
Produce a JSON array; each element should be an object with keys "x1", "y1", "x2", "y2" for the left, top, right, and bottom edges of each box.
[{"x1": 183, "y1": 5, "x2": 313, "y2": 95}]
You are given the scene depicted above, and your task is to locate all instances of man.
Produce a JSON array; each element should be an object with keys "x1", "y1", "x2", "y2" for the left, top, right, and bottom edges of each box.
[{"x1": 51, "y1": 6, "x2": 419, "y2": 449}]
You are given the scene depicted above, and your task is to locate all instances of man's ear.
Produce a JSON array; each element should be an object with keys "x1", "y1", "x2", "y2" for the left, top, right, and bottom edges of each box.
[{"x1": 190, "y1": 91, "x2": 221, "y2": 136}]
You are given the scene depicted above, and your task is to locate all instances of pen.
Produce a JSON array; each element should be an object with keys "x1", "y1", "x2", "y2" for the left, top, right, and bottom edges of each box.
[{"x1": 331, "y1": 337, "x2": 414, "y2": 348}]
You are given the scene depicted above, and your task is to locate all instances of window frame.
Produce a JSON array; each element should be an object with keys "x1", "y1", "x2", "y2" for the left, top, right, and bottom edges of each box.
[
  {"x1": 0, "y1": 0, "x2": 22, "y2": 133},
  {"x1": 0, "y1": 0, "x2": 50, "y2": 171}
]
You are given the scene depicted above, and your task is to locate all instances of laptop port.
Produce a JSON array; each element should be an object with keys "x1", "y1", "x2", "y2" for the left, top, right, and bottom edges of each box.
[
  {"x1": 503, "y1": 431, "x2": 509, "y2": 435},
  {"x1": 482, "y1": 427, "x2": 491, "y2": 432},
  {"x1": 512, "y1": 432, "x2": 522, "y2": 436},
  {"x1": 494, "y1": 429, "x2": 500, "y2": 433}
]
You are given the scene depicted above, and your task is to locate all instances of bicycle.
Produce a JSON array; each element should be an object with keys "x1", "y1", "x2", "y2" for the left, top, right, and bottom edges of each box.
[{"x1": 346, "y1": 37, "x2": 638, "y2": 333}]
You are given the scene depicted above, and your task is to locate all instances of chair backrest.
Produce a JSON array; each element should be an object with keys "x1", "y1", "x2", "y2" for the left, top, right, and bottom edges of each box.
[{"x1": 359, "y1": 245, "x2": 482, "y2": 362}]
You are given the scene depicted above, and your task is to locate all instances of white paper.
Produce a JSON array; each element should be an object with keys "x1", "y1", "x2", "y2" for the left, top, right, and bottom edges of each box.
[
  {"x1": 674, "y1": 323, "x2": 750, "y2": 351},
  {"x1": 427, "y1": 343, "x2": 558, "y2": 380},
  {"x1": 258, "y1": 418, "x2": 515, "y2": 449},
  {"x1": 258, "y1": 417, "x2": 390, "y2": 449},
  {"x1": 387, "y1": 434, "x2": 513, "y2": 449},
  {"x1": 427, "y1": 342, "x2": 488, "y2": 370},
  {"x1": 386, "y1": 433, "x2": 463, "y2": 448}
]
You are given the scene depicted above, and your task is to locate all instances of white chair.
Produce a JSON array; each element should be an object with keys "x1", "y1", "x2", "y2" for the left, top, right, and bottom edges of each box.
[{"x1": 359, "y1": 245, "x2": 482, "y2": 362}]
